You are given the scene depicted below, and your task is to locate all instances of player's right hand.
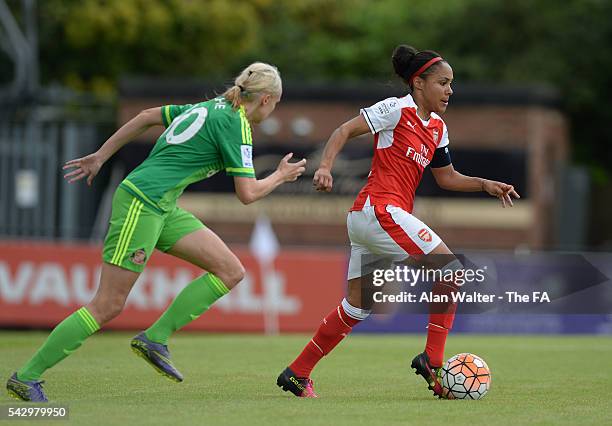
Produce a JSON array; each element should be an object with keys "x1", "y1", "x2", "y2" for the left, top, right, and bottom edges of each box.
[
  {"x1": 277, "y1": 153, "x2": 306, "y2": 182},
  {"x1": 483, "y1": 179, "x2": 520, "y2": 208},
  {"x1": 62, "y1": 152, "x2": 104, "y2": 186},
  {"x1": 313, "y1": 167, "x2": 333, "y2": 192}
]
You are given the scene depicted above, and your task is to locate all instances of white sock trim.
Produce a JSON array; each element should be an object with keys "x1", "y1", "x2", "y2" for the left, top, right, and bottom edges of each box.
[
  {"x1": 336, "y1": 306, "x2": 351, "y2": 327},
  {"x1": 310, "y1": 339, "x2": 324, "y2": 354},
  {"x1": 427, "y1": 322, "x2": 447, "y2": 330},
  {"x1": 341, "y1": 298, "x2": 371, "y2": 321}
]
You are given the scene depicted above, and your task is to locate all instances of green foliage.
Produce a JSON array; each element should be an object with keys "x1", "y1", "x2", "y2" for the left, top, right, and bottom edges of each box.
[
  {"x1": 36, "y1": 0, "x2": 471, "y2": 88},
  {"x1": 248, "y1": 0, "x2": 466, "y2": 82},
  {"x1": 39, "y1": 0, "x2": 260, "y2": 93},
  {"x1": 3, "y1": 0, "x2": 610, "y2": 170},
  {"x1": 431, "y1": 0, "x2": 612, "y2": 175}
]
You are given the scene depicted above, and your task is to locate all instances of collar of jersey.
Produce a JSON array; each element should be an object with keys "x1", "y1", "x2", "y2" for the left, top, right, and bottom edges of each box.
[{"x1": 405, "y1": 94, "x2": 431, "y2": 126}]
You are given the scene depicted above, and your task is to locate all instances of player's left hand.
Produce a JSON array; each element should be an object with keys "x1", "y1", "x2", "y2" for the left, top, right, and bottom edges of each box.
[
  {"x1": 482, "y1": 179, "x2": 520, "y2": 208},
  {"x1": 62, "y1": 152, "x2": 104, "y2": 186},
  {"x1": 313, "y1": 167, "x2": 333, "y2": 192}
]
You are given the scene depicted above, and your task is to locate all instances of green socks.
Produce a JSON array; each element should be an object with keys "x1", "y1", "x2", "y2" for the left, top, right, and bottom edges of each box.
[
  {"x1": 15, "y1": 274, "x2": 229, "y2": 380},
  {"x1": 17, "y1": 307, "x2": 100, "y2": 381},
  {"x1": 145, "y1": 273, "x2": 229, "y2": 345}
]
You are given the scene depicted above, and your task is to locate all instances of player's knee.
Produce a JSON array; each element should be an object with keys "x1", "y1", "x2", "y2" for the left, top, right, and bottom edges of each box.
[
  {"x1": 92, "y1": 297, "x2": 126, "y2": 325},
  {"x1": 105, "y1": 301, "x2": 124, "y2": 323},
  {"x1": 229, "y1": 263, "x2": 246, "y2": 287},
  {"x1": 440, "y1": 258, "x2": 464, "y2": 289},
  {"x1": 346, "y1": 293, "x2": 364, "y2": 309},
  {"x1": 216, "y1": 262, "x2": 245, "y2": 289},
  {"x1": 341, "y1": 298, "x2": 371, "y2": 322},
  {"x1": 346, "y1": 291, "x2": 376, "y2": 312}
]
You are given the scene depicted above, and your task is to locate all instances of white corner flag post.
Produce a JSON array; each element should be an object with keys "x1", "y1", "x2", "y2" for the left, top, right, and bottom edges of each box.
[{"x1": 249, "y1": 214, "x2": 280, "y2": 335}]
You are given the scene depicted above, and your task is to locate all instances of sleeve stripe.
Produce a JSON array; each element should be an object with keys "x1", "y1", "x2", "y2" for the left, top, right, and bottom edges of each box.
[
  {"x1": 241, "y1": 115, "x2": 246, "y2": 144},
  {"x1": 360, "y1": 109, "x2": 376, "y2": 134},
  {"x1": 226, "y1": 167, "x2": 255, "y2": 174},
  {"x1": 238, "y1": 106, "x2": 253, "y2": 146},
  {"x1": 246, "y1": 119, "x2": 252, "y2": 145},
  {"x1": 163, "y1": 106, "x2": 172, "y2": 127},
  {"x1": 438, "y1": 122, "x2": 450, "y2": 148},
  {"x1": 240, "y1": 113, "x2": 253, "y2": 145},
  {"x1": 240, "y1": 115, "x2": 249, "y2": 145},
  {"x1": 239, "y1": 107, "x2": 247, "y2": 145}
]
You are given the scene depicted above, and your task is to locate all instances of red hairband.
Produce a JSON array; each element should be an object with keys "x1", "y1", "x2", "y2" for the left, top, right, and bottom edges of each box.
[{"x1": 409, "y1": 57, "x2": 444, "y2": 86}]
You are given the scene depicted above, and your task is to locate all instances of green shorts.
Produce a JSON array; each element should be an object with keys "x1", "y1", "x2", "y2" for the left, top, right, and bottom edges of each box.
[{"x1": 102, "y1": 186, "x2": 205, "y2": 273}]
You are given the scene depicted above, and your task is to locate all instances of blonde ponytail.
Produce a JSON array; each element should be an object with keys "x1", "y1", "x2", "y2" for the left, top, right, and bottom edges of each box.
[{"x1": 223, "y1": 62, "x2": 282, "y2": 109}]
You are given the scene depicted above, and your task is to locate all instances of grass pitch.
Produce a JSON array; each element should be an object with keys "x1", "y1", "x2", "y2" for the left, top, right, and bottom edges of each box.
[{"x1": 1, "y1": 332, "x2": 611, "y2": 425}]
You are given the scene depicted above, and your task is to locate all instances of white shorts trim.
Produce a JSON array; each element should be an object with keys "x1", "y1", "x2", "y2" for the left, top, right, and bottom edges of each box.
[{"x1": 347, "y1": 205, "x2": 442, "y2": 280}]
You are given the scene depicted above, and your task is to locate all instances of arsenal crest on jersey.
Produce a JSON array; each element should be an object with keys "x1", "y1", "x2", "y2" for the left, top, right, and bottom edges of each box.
[
  {"x1": 418, "y1": 228, "x2": 432, "y2": 243},
  {"x1": 432, "y1": 128, "x2": 439, "y2": 144}
]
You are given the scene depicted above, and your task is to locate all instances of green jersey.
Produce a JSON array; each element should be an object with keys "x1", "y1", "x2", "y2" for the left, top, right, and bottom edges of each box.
[{"x1": 120, "y1": 97, "x2": 255, "y2": 212}]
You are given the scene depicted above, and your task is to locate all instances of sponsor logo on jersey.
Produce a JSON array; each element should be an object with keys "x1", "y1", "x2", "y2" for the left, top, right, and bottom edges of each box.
[
  {"x1": 418, "y1": 228, "x2": 432, "y2": 243},
  {"x1": 377, "y1": 100, "x2": 395, "y2": 115},
  {"x1": 406, "y1": 145, "x2": 430, "y2": 168},
  {"x1": 205, "y1": 169, "x2": 220, "y2": 178},
  {"x1": 130, "y1": 249, "x2": 147, "y2": 265},
  {"x1": 433, "y1": 128, "x2": 439, "y2": 144},
  {"x1": 241, "y1": 145, "x2": 253, "y2": 168}
]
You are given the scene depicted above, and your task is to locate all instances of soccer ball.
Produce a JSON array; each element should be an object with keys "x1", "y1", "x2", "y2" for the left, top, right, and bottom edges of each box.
[{"x1": 441, "y1": 353, "x2": 491, "y2": 399}]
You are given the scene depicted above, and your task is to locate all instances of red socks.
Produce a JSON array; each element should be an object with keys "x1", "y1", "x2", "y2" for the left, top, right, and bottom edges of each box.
[
  {"x1": 425, "y1": 323, "x2": 449, "y2": 367},
  {"x1": 289, "y1": 275, "x2": 460, "y2": 376},
  {"x1": 425, "y1": 281, "x2": 458, "y2": 367},
  {"x1": 290, "y1": 304, "x2": 361, "y2": 378}
]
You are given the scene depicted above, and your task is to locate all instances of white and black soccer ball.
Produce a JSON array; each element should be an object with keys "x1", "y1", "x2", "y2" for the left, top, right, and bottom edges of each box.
[{"x1": 441, "y1": 353, "x2": 491, "y2": 400}]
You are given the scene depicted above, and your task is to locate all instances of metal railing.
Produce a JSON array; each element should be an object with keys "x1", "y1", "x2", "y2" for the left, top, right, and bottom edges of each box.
[{"x1": 0, "y1": 111, "x2": 112, "y2": 240}]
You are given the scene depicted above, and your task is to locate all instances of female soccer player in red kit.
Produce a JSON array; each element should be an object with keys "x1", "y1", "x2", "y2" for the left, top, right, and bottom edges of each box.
[{"x1": 277, "y1": 45, "x2": 520, "y2": 398}]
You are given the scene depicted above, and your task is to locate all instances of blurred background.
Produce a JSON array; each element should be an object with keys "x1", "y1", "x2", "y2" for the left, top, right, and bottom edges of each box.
[{"x1": 1, "y1": 0, "x2": 611, "y2": 335}]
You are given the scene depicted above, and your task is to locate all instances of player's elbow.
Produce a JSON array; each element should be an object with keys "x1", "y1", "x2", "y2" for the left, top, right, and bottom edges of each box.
[
  {"x1": 234, "y1": 177, "x2": 259, "y2": 205},
  {"x1": 337, "y1": 123, "x2": 352, "y2": 139},
  {"x1": 434, "y1": 174, "x2": 453, "y2": 190},
  {"x1": 240, "y1": 196, "x2": 256, "y2": 205},
  {"x1": 436, "y1": 178, "x2": 451, "y2": 190},
  {"x1": 235, "y1": 189, "x2": 256, "y2": 205}
]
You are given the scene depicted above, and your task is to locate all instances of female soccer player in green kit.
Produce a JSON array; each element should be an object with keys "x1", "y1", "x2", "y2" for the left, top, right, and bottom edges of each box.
[{"x1": 7, "y1": 62, "x2": 306, "y2": 402}]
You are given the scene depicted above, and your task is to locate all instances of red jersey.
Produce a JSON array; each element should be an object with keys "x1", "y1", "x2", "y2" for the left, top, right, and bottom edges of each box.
[{"x1": 351, "y1": 94, "x2": 450, "y2": 213}]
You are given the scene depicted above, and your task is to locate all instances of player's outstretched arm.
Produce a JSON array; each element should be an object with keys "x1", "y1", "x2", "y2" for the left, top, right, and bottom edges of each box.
[
  {"x1": 233, "y1": 153, "x2": 306, "y2": 205},
  {"x1": 431, "y1": 164, "x2": 520, "y2": 208},
  {"x1": 313, "y1": 115, "x2": 370, "y2": 193},
  {"x1": 63, "y1": 107, "x2": 164, "y2": 186}
]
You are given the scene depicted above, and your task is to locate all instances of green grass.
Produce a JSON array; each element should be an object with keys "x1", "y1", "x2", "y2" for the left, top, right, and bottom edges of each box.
[{"x1": 1, "y1": 332, "x2": 611, "y2": 425}]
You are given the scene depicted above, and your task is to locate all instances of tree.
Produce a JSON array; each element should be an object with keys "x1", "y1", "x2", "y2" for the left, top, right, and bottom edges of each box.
[
  {"x1": 433, "y1": 0, "x2": 612, "y2": 179},
  {"x1": 3, "y1": 0, "x2": 609, "y2": 174}
]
